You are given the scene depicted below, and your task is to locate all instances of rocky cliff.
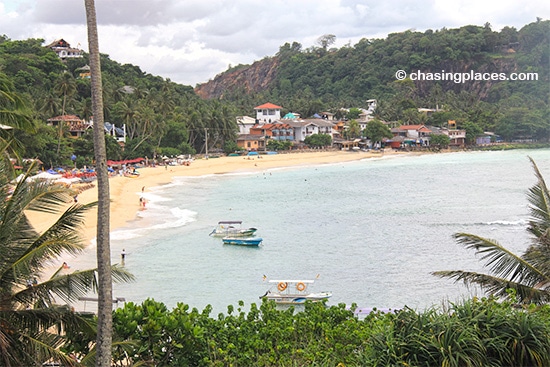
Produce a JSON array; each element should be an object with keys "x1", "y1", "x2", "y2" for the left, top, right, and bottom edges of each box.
[{"x1": 194, "y1": 57, "x2": 280, "y2": 100}]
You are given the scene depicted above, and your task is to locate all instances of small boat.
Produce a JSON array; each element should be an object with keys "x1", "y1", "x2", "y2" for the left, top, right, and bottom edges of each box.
[
  {"x1": 209, "y1": 221, "x2": 257, "y2": 237},
  {"x1": 222, "y1": 237, "x2": 263, "y2": 246},
  {"x1": 261, "y1": 279, "x2": 332, "y2": 305}
]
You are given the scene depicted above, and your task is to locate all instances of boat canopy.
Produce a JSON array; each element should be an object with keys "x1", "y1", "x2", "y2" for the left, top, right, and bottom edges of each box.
[
  {"x1": 268, "y1": 280, "x2": 315, "y2": 284},
  {"x1": 217, "y1": 221, "x2": 242, "y2": 224}
]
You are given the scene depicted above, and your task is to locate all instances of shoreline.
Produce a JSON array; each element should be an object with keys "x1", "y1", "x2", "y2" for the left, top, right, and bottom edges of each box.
[{"x1": 28, "y1": 149, "x2": 411, "y2": 273}]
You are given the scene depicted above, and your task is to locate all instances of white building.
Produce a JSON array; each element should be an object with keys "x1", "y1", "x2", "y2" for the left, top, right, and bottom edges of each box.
[
  {"x1": 254, "y1": 102, "x2": 282, "y2": 123},
  {"x1": 46, "y1": 39, "x2": 83, "y2": 59},
  {"x1": 236, "y1": 115, "x2": 257, "y2": 134}
]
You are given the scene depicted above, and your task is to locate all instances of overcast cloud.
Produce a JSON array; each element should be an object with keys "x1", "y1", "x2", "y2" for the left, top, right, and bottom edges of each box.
[{"x1": 1, "y1": 0, "x2": 548, "y2": 86}]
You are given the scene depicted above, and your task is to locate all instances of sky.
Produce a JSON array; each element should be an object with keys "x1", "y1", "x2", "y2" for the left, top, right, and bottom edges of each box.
[{"x1": 1, "y1": 0, "x2": 548, "y2": 87}]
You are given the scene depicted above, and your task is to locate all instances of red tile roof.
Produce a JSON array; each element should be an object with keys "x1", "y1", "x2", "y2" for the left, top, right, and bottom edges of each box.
[{"x1": 254, "y1": 102, "x2": 282, "y2": 110}]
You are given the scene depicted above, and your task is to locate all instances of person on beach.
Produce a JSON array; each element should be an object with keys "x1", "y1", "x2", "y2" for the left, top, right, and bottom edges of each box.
[{"x1": 121, "y1": 249, "x2": 126, "y2": 263}]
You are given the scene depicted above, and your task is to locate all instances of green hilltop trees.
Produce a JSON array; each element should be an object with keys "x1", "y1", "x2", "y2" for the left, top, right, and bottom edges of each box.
[{"x1": 1, "y1": 20, "x2": 549, "y2": 167}]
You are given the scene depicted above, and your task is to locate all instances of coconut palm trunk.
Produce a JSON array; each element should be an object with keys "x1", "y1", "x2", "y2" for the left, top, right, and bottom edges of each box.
[{"x1": 84, "y1": 1, "x2": 113, "y2": 366}]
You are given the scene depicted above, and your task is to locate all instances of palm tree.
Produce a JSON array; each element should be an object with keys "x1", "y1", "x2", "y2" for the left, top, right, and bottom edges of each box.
[
  {"x1": 0, "y1": 155, "x2": 133, "y2": 366},
  {"x1": 53, "y1": 72, "x2": 77, "y2": 158},
  {"x1": 84, "y1": 1, "x2": 115, "y2": 366},
  {"x1": 433, "y1": 157, "x2": 550, "y2": 304},
  {"x1": 0, "y1": 73, "x2": 35, "y2": 159}
]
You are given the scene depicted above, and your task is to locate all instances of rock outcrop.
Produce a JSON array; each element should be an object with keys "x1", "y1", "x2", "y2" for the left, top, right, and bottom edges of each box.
[{"x1": 195, "y1": 57, "x2": 280, "y2": 100}]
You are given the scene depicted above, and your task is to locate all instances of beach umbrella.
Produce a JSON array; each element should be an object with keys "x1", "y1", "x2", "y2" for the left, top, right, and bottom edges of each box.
[{"x1": 29, "y1": 172, "x2": 62, "y2": 182}]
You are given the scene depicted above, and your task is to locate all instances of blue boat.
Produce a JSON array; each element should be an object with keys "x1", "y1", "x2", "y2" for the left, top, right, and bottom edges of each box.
[{"x1": 222, "y1": 237, "x2": 263, "y2": 246}]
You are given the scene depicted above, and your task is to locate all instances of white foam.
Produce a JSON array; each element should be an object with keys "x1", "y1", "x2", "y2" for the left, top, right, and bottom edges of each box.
[
  {"x1": 483, "y1": 219, "x2": 528, "y2": 226},
  {"x1": 149, "y1": 208, "x2": 197, "y2": 230}
]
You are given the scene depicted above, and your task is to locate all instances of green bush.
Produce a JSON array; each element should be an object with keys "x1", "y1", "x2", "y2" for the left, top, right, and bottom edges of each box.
[{"x1": 99, "y1": 297, "x2": 550, "y2": 366}]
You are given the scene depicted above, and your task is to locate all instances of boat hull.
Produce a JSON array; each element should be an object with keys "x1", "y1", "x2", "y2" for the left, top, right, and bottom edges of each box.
[
  {"x1": 222, "y1": 237, "x2": 263, "y2": 246},
  {"x1": 263, "y1": 292, "x2": 332, "y2": 305}
]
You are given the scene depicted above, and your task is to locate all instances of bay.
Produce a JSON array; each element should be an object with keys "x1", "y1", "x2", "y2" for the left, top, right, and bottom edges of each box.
[{"x1": 79, "y1": 149, "x2": 550, "y2": 314}]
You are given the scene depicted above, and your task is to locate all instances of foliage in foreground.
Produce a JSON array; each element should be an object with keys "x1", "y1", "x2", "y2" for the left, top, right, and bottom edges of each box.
[
  {"x1": 0, "y1": 152, "x2": 134, "y2": 366},
  {"x1": 434, "y1": 157, "x2": 550, "y2": 304},
  {"x1": 61, "y1": 297, "x2": 550, "y2": 366}
]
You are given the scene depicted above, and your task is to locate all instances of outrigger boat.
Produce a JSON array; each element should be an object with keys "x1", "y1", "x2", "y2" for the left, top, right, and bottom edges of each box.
[
  {"x1": 261, "y1": 280, "x2": 332, "y2": 305},
  {"x1": 222, "y1": 237, "x2": 263, "y2": 246},
  {"x1": 209, "y1": 221, "x2": 257, "y2": 237}
]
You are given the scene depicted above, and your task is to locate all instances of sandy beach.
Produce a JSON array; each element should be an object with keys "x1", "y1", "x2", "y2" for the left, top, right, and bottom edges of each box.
[{"x1": 28, "y1": 149, "x2": 405, "y2": 269}]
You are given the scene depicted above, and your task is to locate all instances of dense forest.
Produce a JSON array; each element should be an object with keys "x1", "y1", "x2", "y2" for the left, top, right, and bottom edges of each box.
[
  {"x1": 0, "y1": 19, "x2": 549, "y2": 168},
  {"x1": 0, "y1": 36, "x2": 241, "y2": 168}
]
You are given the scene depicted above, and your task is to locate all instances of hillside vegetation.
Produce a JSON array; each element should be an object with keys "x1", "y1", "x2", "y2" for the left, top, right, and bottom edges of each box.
[
  {"x1": 0, "y1": 36, "x2": 240, "y2": 167},
  {"x1": 197, "y1": 20, "x2": 549, "y2": 141},
  {"x1": 0, "y1": 20, "x2": 548, "y2": 168}
]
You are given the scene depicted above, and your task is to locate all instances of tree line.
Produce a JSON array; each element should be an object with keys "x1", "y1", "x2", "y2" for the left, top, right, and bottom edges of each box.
[
  {"x1": 209, "y1": 20, "x2": 550, "y2": 143},
  {"x1": 0, "y1": 36, "x2": 240, "y2": 168}
]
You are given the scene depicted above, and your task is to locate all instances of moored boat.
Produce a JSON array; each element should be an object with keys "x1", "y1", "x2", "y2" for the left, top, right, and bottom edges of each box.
[
  {"x1": 222, "y1": 237, "x2": 263, "y2": 246},
  {"x1": 261, "y1": 279, "x2": 332, "y2": 305},
  {"x1": 210, "y1": 221, "x2": 257, "y2": 237}
]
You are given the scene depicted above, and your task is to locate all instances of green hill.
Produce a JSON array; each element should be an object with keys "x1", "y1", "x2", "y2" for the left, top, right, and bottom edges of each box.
[
  {"x1": 196, "y1": 20, "x2": 549, "y2": 140},
  {"x1": 0, "y1": 20, "x2": 548, "y2": 167}
]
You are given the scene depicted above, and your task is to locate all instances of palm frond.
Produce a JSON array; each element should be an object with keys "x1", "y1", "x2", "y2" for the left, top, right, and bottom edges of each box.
[
  {"x1": 0, "y1": 306, "x2": 91, "y2": 366},
  {"x1": 8, "y1": 202, "x2": 97, "y2": 288},
  {"x1": 453, "y1": 233, "x2": 546, "y2": 285},
  {"x1": 526, "y1": 157, "x2": 550, "y2": 241},
  {"x1": 12, "y1": 266, "x2": 134, "y2": 306},
  {"x1": 432, "y1": 270, "x2": 550, "y2": 304}
]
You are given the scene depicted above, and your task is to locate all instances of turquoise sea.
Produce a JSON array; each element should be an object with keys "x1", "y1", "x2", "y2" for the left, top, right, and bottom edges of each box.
[{"x1": 72, "y1": 149, "x2": 550, "y2": 314}]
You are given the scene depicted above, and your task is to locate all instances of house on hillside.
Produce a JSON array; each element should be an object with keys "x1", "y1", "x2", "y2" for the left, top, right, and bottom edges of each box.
[
  {"x1": 76, "y1": 65, "x2": 91, "y2": 79},
  {"x1": 47, "y1": 115, "x2": 126, "y2": 144},
  {"x1": 45, "y1": 39, "x2": 83, "y2": 60},
  {"x1": 320, "y1": 111, "x2": 336, "y2": 121},
  {"x1": 104, "y1": 122, "x2": 126, "y2": 144},
  {"x1": 254, "y1": 102, "x2": 282, "y2": 123},
  {"x1": 47, "y1": 115, "x2": 90, "y2": 138}
]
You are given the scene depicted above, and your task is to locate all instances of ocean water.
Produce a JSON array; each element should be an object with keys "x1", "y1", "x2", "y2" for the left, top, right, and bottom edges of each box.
[{"x1": 73, "y1": 149, "x2": 550, "y2": 314}]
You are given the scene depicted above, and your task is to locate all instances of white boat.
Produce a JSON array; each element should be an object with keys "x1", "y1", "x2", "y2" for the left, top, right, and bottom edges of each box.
[
  {"x1": 209, "y1": 221, "x2": 257, "y2": 237},
  {"x1": 261, "y1": 279, "x2": 332, "y2": 305}
]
